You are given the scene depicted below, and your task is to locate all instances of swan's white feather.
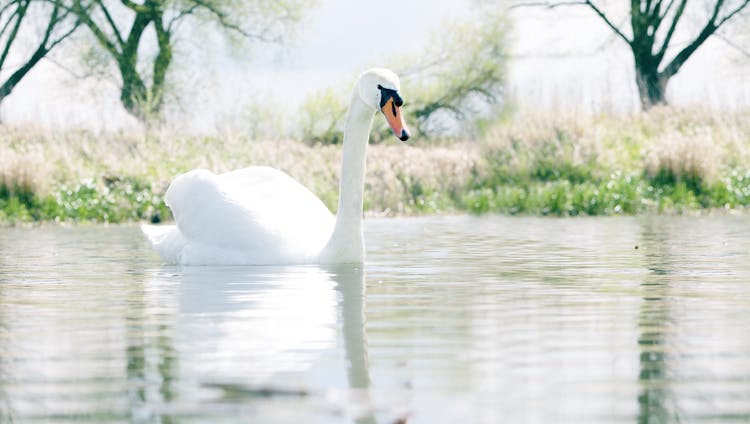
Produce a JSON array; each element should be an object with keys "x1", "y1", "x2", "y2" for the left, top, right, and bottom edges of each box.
[
  {"x1": 144, "y1": 166, "x2": 334, "y2": 265},
  {"x1": 142, "y1": 68, "x2": 404, "y2": 266}
]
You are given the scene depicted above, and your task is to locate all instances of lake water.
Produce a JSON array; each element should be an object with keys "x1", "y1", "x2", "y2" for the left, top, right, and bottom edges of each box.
[{"x1": 1, "y1": 215, "x2": 750, "y2": 423}]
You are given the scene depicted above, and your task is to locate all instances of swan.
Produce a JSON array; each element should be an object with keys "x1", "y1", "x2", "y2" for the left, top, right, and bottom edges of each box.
[{"x1": 142, "y1": 68, "x2": 410, "y2": 265}]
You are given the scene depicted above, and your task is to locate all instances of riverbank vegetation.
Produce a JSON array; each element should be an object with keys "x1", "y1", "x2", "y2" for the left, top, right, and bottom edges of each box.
[{"x1": 1, "y1": 107, "x2": 748, "y2": 224}]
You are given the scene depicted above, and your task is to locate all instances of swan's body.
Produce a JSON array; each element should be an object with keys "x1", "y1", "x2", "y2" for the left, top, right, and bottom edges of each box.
[
  {"x1": 142, "y1": 68, "x2": 410, "y2": 265},
  {"x1": 142, "y1": 167, "x2": 334, "y2": 265}
]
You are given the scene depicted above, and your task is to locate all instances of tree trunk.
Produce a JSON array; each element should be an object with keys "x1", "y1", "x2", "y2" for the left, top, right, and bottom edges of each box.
[
  {"x1": 150, "y1": 9, "x2": 172, "y2": 119},
  {"x1": 119, "y1": 70, "x2": 149, "y2": 121},
  {"x1": 114, "y1": 8, "x2": 172, "y2": 124},
  {"x1": 116, "y1": 11, "x2": 153, "y2": 122},
  {"x1": 635, "y1": 66, "x2": 668, "y2": 110}
]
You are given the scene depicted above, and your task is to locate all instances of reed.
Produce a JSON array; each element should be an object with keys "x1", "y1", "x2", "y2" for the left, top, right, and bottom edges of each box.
[
  {"x1": 0, "y1": 107, "x2": 748, "y2": 223},
  {"x1": 468, "y1": 107, "x2": 750, "y2": 214}
]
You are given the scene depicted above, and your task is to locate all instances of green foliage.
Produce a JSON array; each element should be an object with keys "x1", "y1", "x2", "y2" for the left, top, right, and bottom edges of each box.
[
  {"x1": 397, "y1": 8, "x2": 508, "y2": 138},
  {"x1": 713, "y1": 170, "x2": 750, "y2": 207},
  {"x1": 0, "y1": 176, "x2": 170, "y2": 224},
  {"x1": 478, "y1": 124, "x2": 601, "y2": 187},
  {"x1": 397, "y1": 175, "x2": 456, "y2": 214},
  {"x1": 502, "y1": 168, "x2": 750, "y2": 217},
  {"x1": 196, "y1": 0, "x2": 314, "y2": 48},
  {"x1": 463, "y1": 174, "x2": 643, "y2": 216},
  {"x1": 464, "y1": 109, "x2": 750, "y2": 216},
  {"x1": 241, "y1": 98, "x2": 290, "y2": 140},
  {"x1": 297, "y1": 8, "x2": 508, "y2": 144},
  {"x1": 70, "y1": 0, "x2": 313, "y2": 122},
  {"x1": 2, "y1": 108, "x2": 750, "y2": 224},
  {"x1": 298, "y1": 87, "x2": 349, "y2": 145}
]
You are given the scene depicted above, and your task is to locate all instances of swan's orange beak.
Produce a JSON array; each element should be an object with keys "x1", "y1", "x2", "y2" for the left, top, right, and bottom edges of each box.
[{"x1": 381, "y1": 98, "x2": 410, "y2": 141}]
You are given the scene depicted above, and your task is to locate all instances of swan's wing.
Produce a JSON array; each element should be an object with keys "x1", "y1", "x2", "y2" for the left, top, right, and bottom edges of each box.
[
  {"x1": 164, "y1": 167, "x2": 334, "y2": 260},
  {"x1": 217, "y1": 167, "x2": 336, "y2": 249}
]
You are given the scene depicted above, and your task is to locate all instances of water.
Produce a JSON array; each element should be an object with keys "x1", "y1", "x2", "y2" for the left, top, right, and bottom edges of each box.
[{"x1": 1, "y1": 215, "x2": 750, "y2": 423}]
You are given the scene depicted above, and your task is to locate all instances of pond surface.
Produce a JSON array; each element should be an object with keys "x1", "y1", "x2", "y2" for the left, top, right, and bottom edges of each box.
[{"x1": 1, "y1": 215, "x2": 750, "y2": 423}]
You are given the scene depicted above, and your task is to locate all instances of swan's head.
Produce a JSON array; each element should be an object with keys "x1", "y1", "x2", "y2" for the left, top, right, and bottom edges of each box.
[{"x1": 357, "y1": 68, "x2": 411, "y2": 141}]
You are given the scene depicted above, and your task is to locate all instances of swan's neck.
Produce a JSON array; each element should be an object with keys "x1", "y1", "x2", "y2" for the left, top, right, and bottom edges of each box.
[{"x1": 320, "y1": 93, "x2": 375, "y2": 264}]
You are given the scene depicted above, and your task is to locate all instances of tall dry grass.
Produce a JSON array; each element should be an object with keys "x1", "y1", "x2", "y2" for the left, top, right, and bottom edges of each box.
[
  {"x1": 0, "y1": 106, "x2": 748, "y2": 222},
  {"x1": 480, "y1": 107, "x2": 749, "y2": 185},
  {"x1": 0, "y1": 125, "x2": 483, "y2": 218}
]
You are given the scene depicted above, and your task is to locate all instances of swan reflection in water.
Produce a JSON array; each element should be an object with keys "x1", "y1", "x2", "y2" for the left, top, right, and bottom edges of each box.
[{"x1": 167, "y1": 263, "x2": 376, "y2": 422}]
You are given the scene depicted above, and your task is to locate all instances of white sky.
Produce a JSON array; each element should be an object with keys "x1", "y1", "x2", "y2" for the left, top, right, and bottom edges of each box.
[{"x1": 2, "y1": 0, "x2": 748, "y2": 132}]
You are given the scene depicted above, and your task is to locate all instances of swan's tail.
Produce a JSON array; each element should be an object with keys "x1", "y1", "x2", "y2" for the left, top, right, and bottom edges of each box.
[{"x1": 141, "y1": 224, "x2": 185, "y2": 264}]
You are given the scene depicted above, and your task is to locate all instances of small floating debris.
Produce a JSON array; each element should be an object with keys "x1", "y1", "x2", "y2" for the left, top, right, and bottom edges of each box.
[{"x1": 203, "y1": 382, "x2": 309, "y2": 398}]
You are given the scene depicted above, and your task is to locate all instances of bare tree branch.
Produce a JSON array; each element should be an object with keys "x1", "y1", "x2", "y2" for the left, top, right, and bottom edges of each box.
[
  {"x1": 655, "y1": 0, "x2": 687, "y2": 63},
  {"x1": 708, "y1": 0, "x2": 727, "y2": 24},
  {"x1": 509, "y1": 0, "x2": 631, "y2": 44},
  {"x1": 119, "y1": 0, "x2": 148, "y2": 13},
  {"x1": 0, "y1": 1, "x2": 79, "y2": 101},
  {"x1": 185, "y1": 0, "x2": 281, "y2": 43},
  {"x1": 95, "y1": 0, "x2": 123, "y2": 46},
  {"x1": 0, "y1": 11, "x2": 16, "y2": 41},
  {"x1": 514, "y1": 0, "x2": 750, "y2": 108},
  {"x1": 166, "y1": 4, "x2": 199, "y2": 32},
  {"x1": 716, "y1": 0, "x2": 750, "y2": 26},
  {"x1": 715, "y1": 30, "x2": 750, "y2": 58},
  {"x1": 584, "y1": 0, "x2": 632, "y2": 45},
  {"x1": 0, "y1": 1, "x2": 20, "y2": 17},
  {"x1": 0, "y1": 0, "x2": 29, "y2": 70},
  {"x1": 508, "y1": 0, "x2": 586, "y2": 9},
  {"x1": 658, "y1": 0, "x2": 677, "y2": 20},
  {"x1": 648, "y1": 0, "x2": 663, "y2": 28},
  {"x1": 47, "y1": 12, "x2": 80, "y2": 51},
  {"x1": 660, "y1": 0, "x2": 747, "y2": 78},
  {"x1": 71, "y1": 0, "x2": 121, "y2": 56}
]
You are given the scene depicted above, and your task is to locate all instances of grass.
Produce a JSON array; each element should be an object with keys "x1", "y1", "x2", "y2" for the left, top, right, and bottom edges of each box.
[
  {"x1": 462, "y1": 107, "x2": 750, "y2": 215},
  {"x1": 1, "y1": 107, "x2": 749, "y2": 224}
]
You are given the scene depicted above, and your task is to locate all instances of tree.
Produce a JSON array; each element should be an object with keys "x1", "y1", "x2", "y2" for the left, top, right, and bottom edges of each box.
[
  {"x1": 0, "y1": 0, "x2": 79, "y2": 114},
  {"x1": 298, "y1": 9, "x2": 508, "y2": 143},
  {"x1": 522, "y1": 0, "x2": 750, "y2": 109},
  {"x1": 66, "y1": 0, "x2": 311, "y2": 122},
  {"x1": 399, "y1": 9, "x2": 507, "y2": 137}
]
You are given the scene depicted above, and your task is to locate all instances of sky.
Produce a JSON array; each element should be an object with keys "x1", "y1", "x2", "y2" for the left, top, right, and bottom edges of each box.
[
  {"x1": 2, "y1": 0, "x2": 474, "y2": 131},
  {"x1": 2, "y1": 0, "x2": 749, "y2": 132}
]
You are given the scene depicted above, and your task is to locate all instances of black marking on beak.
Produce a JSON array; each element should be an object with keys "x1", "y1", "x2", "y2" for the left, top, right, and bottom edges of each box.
[
  {"x1": 399, "y1": 129, "x2": 410, "y2": 141},
  {"x1": 377, "y1": 84, "x2": 403, "y2": 108}
]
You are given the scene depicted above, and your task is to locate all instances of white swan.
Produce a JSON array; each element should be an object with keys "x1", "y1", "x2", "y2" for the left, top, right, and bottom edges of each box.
[{"x1": 142, "y1": 68, "x2": 410, "y2": 265}]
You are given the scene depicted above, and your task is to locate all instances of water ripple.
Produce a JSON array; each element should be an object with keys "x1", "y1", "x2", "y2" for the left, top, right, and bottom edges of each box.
[{"x1": 1, "y1": 216, "x2": 749, "y2": 422}]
